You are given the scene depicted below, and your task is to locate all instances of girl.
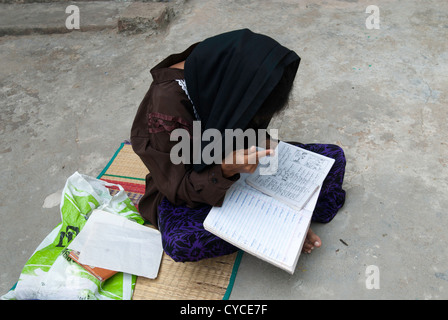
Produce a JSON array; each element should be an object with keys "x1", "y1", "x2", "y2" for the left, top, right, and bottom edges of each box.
[{"x1": 131, "y1": 29, "x2": 346, "y2": 262}]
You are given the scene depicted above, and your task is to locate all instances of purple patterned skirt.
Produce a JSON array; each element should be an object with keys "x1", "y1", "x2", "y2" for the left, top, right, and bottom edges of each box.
[{"x1": 158, "y1": 143, "x2": 346, "y2": 262}]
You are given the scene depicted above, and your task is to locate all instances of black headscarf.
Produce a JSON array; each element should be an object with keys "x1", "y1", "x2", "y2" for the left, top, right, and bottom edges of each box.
[{"x1": 184, "y1": 29, "x2": 300, "y2": 172}]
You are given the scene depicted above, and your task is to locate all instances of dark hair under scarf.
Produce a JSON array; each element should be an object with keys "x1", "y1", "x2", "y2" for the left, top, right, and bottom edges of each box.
[{"x1": 185, "y1": 29, "x2": 301, "y2": 172}]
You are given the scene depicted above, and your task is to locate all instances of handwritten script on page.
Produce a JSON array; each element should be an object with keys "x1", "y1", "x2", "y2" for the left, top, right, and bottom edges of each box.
[
  {"x1": 246, "y1": 141, "x2": 335, "y2": 211},
  {"x1": 204, "y1": 177, "x2": 313, "y2": 272}
]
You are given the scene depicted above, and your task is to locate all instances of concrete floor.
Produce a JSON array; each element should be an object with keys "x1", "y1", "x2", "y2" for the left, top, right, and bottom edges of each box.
[{"x1": 1, "y1": 0, "x2": 447, "y2": 299}]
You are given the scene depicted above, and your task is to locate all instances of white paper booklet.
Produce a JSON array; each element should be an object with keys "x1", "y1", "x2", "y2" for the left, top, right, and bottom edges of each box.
[
  {"x1": 68, "y1": 209, "x2": 163, "y2": 279},
  {"x1": 203, "y1": 142, "x2": 335, "y2": 274}
]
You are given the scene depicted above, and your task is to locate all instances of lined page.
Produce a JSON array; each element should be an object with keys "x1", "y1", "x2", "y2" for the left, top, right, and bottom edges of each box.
[
  {"x1": 246, "y1": 141, "x2": 334, "y2": 211},
  {"x1": 204, "y1": 177, "x2": 312, "y2": 271}
]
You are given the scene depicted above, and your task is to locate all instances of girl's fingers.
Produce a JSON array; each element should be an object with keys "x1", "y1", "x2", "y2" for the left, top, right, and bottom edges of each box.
[{"x1": 247, "y1": 149, "x2": 273, "y2": 164}]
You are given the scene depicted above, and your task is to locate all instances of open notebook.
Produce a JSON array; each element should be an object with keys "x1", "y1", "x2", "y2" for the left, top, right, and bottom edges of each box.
[{"x1": 203, "y1": 141, "x2": 335, "y2": 274}]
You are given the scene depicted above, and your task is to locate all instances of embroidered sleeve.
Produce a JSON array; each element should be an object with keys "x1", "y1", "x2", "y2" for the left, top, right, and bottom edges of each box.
[{"x1": 147, "y1": 112, "x2": 193, "y2": 135}]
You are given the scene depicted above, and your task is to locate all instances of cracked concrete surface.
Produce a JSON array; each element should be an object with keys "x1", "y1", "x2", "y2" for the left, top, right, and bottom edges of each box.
[{"x1": 1, "y1": 0, "x2": 447, "y2": 299}]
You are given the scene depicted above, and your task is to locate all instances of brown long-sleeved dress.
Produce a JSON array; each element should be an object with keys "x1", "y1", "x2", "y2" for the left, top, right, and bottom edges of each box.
[{"x1": 130, "y1": 44, "x2": 239, "y2": 228}]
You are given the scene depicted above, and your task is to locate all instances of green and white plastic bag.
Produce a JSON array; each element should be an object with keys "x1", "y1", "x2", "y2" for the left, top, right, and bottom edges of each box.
[{"x1": 3, "y1": 172, "x2": 144, "y2": 300}]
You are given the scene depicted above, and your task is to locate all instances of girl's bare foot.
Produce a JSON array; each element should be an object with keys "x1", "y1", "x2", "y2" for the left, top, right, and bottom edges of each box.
[{"x1": 302, "y1": 228, "x2": 321, "y2": 254}]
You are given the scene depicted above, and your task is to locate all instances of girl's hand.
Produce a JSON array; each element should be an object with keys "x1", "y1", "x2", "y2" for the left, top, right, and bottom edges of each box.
[{"x1": 221, "y1": 146, "x2": 274, "y2": 178}]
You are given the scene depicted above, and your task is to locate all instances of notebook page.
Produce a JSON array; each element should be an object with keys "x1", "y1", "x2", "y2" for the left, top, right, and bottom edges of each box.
[
  {"x1": 246, "y1": 141, "x2": 335, "y2": 211},
  {"x1": 204, "y1": 177, "x2": 312, "y2": 272}
]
